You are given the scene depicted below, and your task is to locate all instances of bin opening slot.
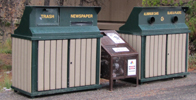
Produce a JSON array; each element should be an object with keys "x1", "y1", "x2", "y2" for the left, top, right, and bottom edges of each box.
[{"x1": 71, "y1": 21, "x2": 93, "y2": 26}]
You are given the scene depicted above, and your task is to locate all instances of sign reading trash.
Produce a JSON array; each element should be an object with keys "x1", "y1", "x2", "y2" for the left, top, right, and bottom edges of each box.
[{"x1": 127, "y1": 59, "x2": 136, "y2": 76}]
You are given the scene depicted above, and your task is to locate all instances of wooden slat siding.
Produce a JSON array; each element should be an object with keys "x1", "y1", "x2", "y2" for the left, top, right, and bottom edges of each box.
[
  {"x1": 16, "y1": 38, "x2": 19, "y2": 88},
  {"x1": 136, "y1": 36, "x2": 141, "y2": 79},
  {"x1": 162, "y1": 35, "x2": 166, "y2": 75},
  {"x1": 86, "y1": 39, "x2": 91, "y2": 85},
  {"x1": 187, "y1": 34, "x2": 189, "y2": 72},
  {"x1": 91, "y1": 39, "x2": 97, "y2": 85},
  {"x1": 175, "y1": 35, "x2": 179, "y2": 73},
  {"x1": 50, "y1": 40, "x2": 56, "y2": 90},
  {"x1": 171, "y1": 34, "x2": 175, "y2": 74},
  {"x1": 145, "y1": 36, "x2": 150, "y2": 78},
  {"x1": 153, "y1": 36, "x2": 158, "y2": 77},
  {"x1": 62, "y1": 40, "x2": 68, "y2": 88},
  {"x1": 28, "y1": 40, "x2": 32, "y2": 93},
  {"x1": 182, "y1": 34, "x2": 186, "y2": 72},
  {"x1": 56, "y1": 40, "x2": 62, "y2": 89},
  {"x1": 24, "y1": 40, "x2": 27, "y2": 91},
  {"x1": 157, "y1": 35, "x2": 162, "y2": 76},
  {"x1": 81, "y1": 39, "x2": 86, "y2": 86},
  {"x1": 125, "y1": 34, "x2": 129, "y2": 43},
  {"x1": 22, "y1": 39, "x2": 25, "y2": 90},
  {"x1": 121, "y1": 34, "x2": 125, "y2": 39},
  {"x1": 69, "y1": 39, "x2": 75, "y2": 87},
  {"x1": 178, "y1": 34, "x2": 182, "y2": 73},
  {"x1": 18, "y1": 39, "x2": 21, "y2": 89},
  {"x1": 75, "y1": 39, "x2": 81, "y2": 87},
  {"x1": 38, "y1": 41, "x2": 44, "y2": 91},
  {"x1": 44, "y1": 41, "x2": 50, "y2": 90},
  {"x1": 167, "y1": 35, "x2": 172, "y2": 74},
  {"x1": 149, "y1": 36, "x2": 154, "y2": 77},
  {"x1": 12, "y1": 38, "x2": 14, "y2": 86},
  {"x1": 132, "y1": 35, "x2": 137, "y2": 51},
  {"x1": 128, "y1": 35, "x2": 133, "y2": 46}
]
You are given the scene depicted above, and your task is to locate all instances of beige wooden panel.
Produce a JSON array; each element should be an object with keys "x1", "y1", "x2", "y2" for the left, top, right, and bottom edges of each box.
[
  {"x1": 56, "y1": 40, "x2": 62, "y2": 89},
  {"x1": 98, "y1": 22, "x2": 124, "y2": 30},
  {"x1": 18, "y1": 39, "x2": 22, "y2": 89},
  {"x1": 15, "y1": 38, "x2": 18, "y2": 88},
  {"x1": 125, "y1": 34, "x2": 129, "y2": 43},
  {"x1": 24, "y1": 40, "x2": 27, "y2": 91},
  {"x1": 62, "y1": 40, "x2": 68, "y2": 88},
  {"x1": 178, "y1": 34, "x2": 182, "y2": 73},
  {"x1": 136, "y1": 36, "x2": 141, "y2": 79},
  {"x1": 153, "y1": 36, "x2": 158, "y2": 77},
  {"x1": 121, "y1": 34, "x2": 125, "y2": 39},
  {"x1": 157, "y1": 35, "x2": 162, "y2": 76},
  {"x1": 171, "y1": 35, "x2": 175, "y2": 74},
  {"x1": 81, "y1": 39, "x2": 86, "y2": 86},
  {"x1": 27, "y1": 40, "x2": 32, "y2": 93},
  {"x1": 128, "y1": 35, "x2": 133, "y2": 46},
  {"x1": 162, "y1": 35, "x2": 166, "y2": 75},
  {"x1": 182, "y1": 34, "x2": 186, "y2": 72},
  {"x1": 12, "y1": 38, "x2": 15, "y2": 86},
  {"x1": 145, "y1": 36, "x2": 150, "y2": 78},
  {"x1": 132, "y1": 35, "x2": 137, "y2": 50},
  {"x1": 149, "y1": 36, "x2": 154, "y2": 77},
  {"x1": 175, "y1": 35, "x2": 179, "y2": 73},
  {"x1": 91, "y1": 39, "x2": 97, "y2": 85},
  {"x1": 75, "y1": 39, "x2": 81, "y2": 87},
  {"x1": 44, "y1": 41, "x2": 50, "y2": 90},
  {"x1": 86, "y1": 39, "x2": 91, "y2": 85},
  {"x1": 69, "y1": 39, "x2": 75, "y2": 87},
  {"x1": 21, "y1": 40, "x2": 24, "y2": 90},
  {"x1": 38, "y1": 41, "x2": 44, "y2": 91},
  {"x1": 167, "y1": 35, "x2": 172, "y2": 74},
  {"x1": 50, "y1": 40, "x2": 56, "y2": 90}
]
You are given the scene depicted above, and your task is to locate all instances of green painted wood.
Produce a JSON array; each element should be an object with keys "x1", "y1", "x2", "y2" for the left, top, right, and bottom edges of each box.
[
  {"x1": 141, "y1": 36, "x2": 146, "y2": 79},
  {"x1": 12, "y1": 6, "x2": 102, "y2": 40},
  {"x1": 96, "y1": 38, "x2": 101, "y2": 84},
  {"x1": 12, "y1": 85, "x2": 101, "y2": 97},
  {"x1": 31, "y1": 40, "x2": 38, "y2": 93},
  {"x1": 118, "y1": 7, "x2": 191, "y2": 36},
  {"x1": 140, "y1": 72, "x2": 189, "y2": 83}
]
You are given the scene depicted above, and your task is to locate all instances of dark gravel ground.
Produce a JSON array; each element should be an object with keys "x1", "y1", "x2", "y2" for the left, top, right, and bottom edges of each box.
[{"x1": 1, "y1": 71, "x2": 196, "y2": 100}]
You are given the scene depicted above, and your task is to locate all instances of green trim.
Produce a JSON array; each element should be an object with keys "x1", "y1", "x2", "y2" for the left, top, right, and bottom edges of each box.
[
  {"x1": 165, "y1": 34, "x2": 168, "y2": 75},
  {"x1": 12, "y1": 85, "x2": 101, "y2": 97},
  {"x1": 31, "y1": 41, "x2": 38, "y2": 92},
  {"x1": 140, "y1": 72, "x2": 189, "y2": 83},
  {"x1": 96, "y1": 38, "x2": 101, "y2": 84},
  {"x1": 185, "y1": 33, "x2": 189, "y2": 72},
  {"x1": 141, "y1": 36, "x2": 146, "y2": 79},
  {"x1": 11, "y1": 86, "x2": 33, "y2": 97},
  {"x1": 12, "y1": 34, "x2": 103, "y2": 40},
  {"x1": 67, "y1": 40, "x2": 70, "y2": 87},
  {"x1": 117, "y1": 31, "x2": 191, "y2": 36}
]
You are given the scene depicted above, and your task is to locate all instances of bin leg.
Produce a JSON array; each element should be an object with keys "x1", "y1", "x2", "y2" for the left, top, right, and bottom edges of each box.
[{"x1": 109, "y1": 78, "x2": 113, "y2": 91}]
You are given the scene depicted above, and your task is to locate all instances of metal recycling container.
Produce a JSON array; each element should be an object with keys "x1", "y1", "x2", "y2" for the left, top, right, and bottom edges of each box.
[
  {"x1": 118, "y1": 7, "x2": 191, "y2": 84},
  {"x1": 100, "y1": 30, "x2": 138, "y2": 90},
  {"x1": 11, "y1": 6, "x2": 102, "y2": 97}
]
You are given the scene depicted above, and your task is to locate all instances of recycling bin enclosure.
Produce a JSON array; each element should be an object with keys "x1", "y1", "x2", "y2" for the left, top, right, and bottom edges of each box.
[
  {"x1": 118, "y1": 7, "x2": 190, "y2": 84},
  {"x1": 11, "y1": 6, "x2": 102, "y2": 97},
  {"x1": 100, "y1": 30, "x2": 138, "y2": 90}
]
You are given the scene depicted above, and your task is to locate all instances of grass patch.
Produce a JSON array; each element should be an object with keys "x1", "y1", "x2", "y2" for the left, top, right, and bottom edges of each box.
[
  {"x1": 2, "y1": 65, "x2": 12, "y2": 71},
  {"x1": 3, "y1": 74, "x2": 11, "y2": 89},
  {"x1": 189, "y1": 55, "x2": 196, "y2": 69},
  {"x1": 0, "y1": 38, "x2": 12, "y2": 54}
]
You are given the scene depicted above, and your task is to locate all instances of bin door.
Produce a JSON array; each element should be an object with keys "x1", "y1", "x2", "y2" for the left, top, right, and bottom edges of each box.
[
  {"x1": 167, "y1": 34, "x2": 186, "y2": 75},
  {"x1": 69, "y1": 39, "x2": 97, "y2": 87},
  {"x1": 145, "y1": 35, "x2": 166, "y2": 78}
]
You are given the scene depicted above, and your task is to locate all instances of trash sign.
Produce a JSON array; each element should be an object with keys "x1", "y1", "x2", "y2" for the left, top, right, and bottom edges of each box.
[{"x1": 127, "y1": 59, "x2": 136, "y2": 76}]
